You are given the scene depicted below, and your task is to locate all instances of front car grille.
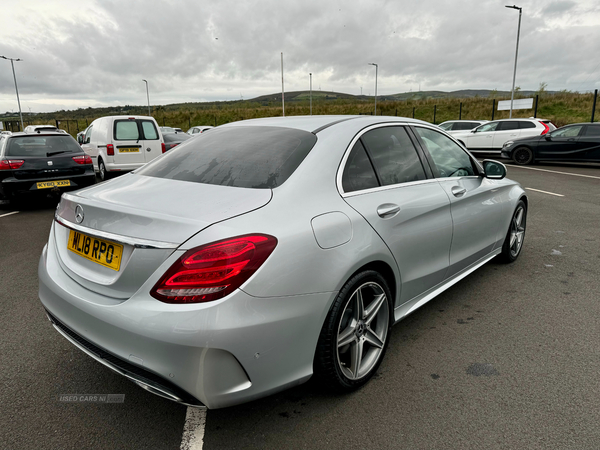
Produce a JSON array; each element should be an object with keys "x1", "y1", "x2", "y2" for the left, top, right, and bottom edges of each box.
[{"x1": 45, "y1": 310, "x2": 204, "y2": 408}]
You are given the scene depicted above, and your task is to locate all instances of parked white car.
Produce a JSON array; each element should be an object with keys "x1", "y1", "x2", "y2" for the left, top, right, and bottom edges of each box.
[
  {"x1": 81, "y1": 116, "x2": 164, "y2": 181},
  {"x1": 452, "y1": 118, "x2": 556, "y2": 153},
  {"x1": 438, "y1": 120, "x2": 488, "y2": 135},
  {"x1": 187, "y1": 125, "x2": 213, "y2": 135}
]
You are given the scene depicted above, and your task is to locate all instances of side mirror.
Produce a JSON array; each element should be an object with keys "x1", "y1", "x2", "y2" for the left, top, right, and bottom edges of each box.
[
  {"x1": 544, "y1": 135, "x2": 552, "y2": 141},
  {"x1": 77, "y1": 135, "x2": 83, "y2": 144},
  {"x1": 471, "y1": 129, "x2": 477, "y2": 133},
  {"x1": 482, "y1": 159, "x2": 507, "y2": 180}
]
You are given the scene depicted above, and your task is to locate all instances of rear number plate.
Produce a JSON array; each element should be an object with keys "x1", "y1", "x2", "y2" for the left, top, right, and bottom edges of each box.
[
  {"x1": 36, "y1": 180, "x2": 71, "y2": 189},
  {"x1": 119, "y1": 148, "x2": 140, "y2": 153},
  {"x1": 67, "y1": 230, "x2": 123, "y2": 271}
]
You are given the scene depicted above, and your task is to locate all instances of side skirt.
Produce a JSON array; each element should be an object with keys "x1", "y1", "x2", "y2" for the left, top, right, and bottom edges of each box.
[{"x1": 393, "y1": 249, "x2": 501, "y2": 323}]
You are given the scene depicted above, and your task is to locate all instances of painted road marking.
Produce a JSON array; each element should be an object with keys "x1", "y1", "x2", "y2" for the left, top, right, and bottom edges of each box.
[
  {"x1": 525, "y1": 188, "x2": 565, "y2": 197},
  {"x1": 180, "y1": 407, "x2": 207, "y2": 450},
  {"x1": 0, "y1": 211, "x2": 19, "y2": 218},
  {"x1": 506, "y1": 164, "x2": 600, "y2": 180}
]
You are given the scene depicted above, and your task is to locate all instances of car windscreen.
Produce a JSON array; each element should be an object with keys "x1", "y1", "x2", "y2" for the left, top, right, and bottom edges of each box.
[
  {"x1": 5, "y1": 135, "x2": 81, "y2": 157},
  {"x1": 137, "y1": 126, "x2": 317, "y2": 189}
]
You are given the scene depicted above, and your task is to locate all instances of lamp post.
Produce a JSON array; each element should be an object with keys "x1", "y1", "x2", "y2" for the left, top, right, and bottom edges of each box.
[
  {"x1": 309, "y1": 73, "x2": 312, "y2": 115},
  {"x1": 506, "y1": 5, "x2": 522, "y2": 119},
  {"x1": 142, "y1": 79, "x2": 150, "y2": 116},
  {"x1": 281, "y1": 52, "x2": 285, "y2": 117},
  {"x1": 1, "y1": 55, "x2": 24, "y2": 131},
  {"x1": 368, "y1": 63, "x2": 378, "y2": 115}
]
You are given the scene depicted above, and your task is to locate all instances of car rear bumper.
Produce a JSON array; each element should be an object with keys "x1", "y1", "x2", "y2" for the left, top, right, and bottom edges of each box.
[
  {"x1": 38, "y1": 243, "x2": 336, "y2": 409},
  {"x1": 1, "y1": 171, "x2": 95, "y2": 197}
]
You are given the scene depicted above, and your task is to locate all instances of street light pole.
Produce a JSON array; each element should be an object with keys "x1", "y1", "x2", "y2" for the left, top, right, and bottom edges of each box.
[
  {"x1": 368, "y1": 63, "x2": 378, "y2": 115},
  {"x1": 1, "y1": 55, "x2": 24, "y2": 131},
  {"x1": 142, "y1": 79, "x2": 150, "y2": 116},
  {"x1": 309, "y1": 73, "x2": 312, "y2": 116},
  {"x1": 281, "y1": 52, "x2": 285, "y2": 117},
  {"x1": 506, "y1": 5, "x2": 522, "y2": 119}
]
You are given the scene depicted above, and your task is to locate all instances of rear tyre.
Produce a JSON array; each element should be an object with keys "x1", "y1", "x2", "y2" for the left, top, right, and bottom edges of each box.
[
  {"x1": 98, "y1": 158, "x2": 108, "y2": 182},
  {"x1": 512, "y1": 146, "x2": 533, "y2": 165},
  {"x1": 315, "y1": 270, "x2": 392, "y2": 390},
  {"x1": 498, "y1": 200, "x2": 527, "y2": 263}
]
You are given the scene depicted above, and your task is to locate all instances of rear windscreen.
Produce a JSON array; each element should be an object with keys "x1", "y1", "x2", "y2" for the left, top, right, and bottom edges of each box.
[
  {"x1": 6, "y1": 135, "x2": 81, "y2": 157},
  {"x1": 137, "y1": 126, "x2": 317, "y2": 189}
]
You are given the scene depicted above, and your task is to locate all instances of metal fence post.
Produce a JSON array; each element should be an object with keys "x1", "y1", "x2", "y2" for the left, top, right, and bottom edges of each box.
[
  {"x1": 534, "y1": 95, "x2": 539, "y2": 118},
  {"x1": 412, "y1": 107, "x2": 415, "y2": 119},
  {"x1": 459, "y1": 102, "x2": 462, "y2": 120},
  {"x1": 491, "y1": 99, "x2": 496, "y2": 120},
  {"x1": 433, "y1": 105, "x2": 437, "y2": 124},
  {"x1": 592, "y1": 89, "x2": 598, "y2": 123}
]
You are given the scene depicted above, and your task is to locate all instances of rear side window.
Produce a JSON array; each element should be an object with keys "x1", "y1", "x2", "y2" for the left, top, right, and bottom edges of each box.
[
  {"x1": 438, "y1": 122, "x2": 453, "y2": 131},
  {"x1": 115, "y1": 121, "x2": 140, "y2": 140},
  {"x1": 498, "y1": 121, "x2": 519, "y2": 131},
  {"x1": 519, "y1": 121, "x2": 536, "y2": 129},
  {"x1": 137, "y1": 126, "x2": 317, "y2": 189},
  {"x1": 584, "y1": 125, "x2": 600, "y2": 136},
  {"x1": 361, "y1": 127, "x2": 426, "y2": 186},
  {"x1": 141, "y1": 121, "x2": 159, "y2": 140},
  {"x1": 341, "y1": 140, "x2": 379, "y2": 192},
  {"x1": 6, "y1": 135, "x2": 81, "y2": 157}
]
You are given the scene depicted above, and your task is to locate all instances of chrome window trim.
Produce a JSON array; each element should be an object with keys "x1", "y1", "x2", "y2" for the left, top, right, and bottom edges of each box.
[
  {"x1": 55, "y1": 214, "x2": 178, "y2": 249},
  {"x1": 341, "y1": 178, "x2": 441, "y2": 198},
  {"x1": 336, "y1": 121, "x2": 429, "y2": 196}
]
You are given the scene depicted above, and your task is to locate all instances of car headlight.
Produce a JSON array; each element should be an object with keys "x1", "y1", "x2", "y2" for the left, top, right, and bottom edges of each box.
[{"x1": 502, "y1": 140, "x2": 514, "y2": 149}]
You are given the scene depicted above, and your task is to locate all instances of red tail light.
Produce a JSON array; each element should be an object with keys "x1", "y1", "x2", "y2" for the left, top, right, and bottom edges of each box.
[
  {"x1": 161, "y1": 143, "x2": 166, "y2": 153},
  {"x1": 151, "y1": 234, "x2": 278, "y2": 304},
  {"x1": 0, "y1": 159, "x2": 25, "y2": 170},
  {"x1": 72, "y1": 155, "x2": 93, "y2": 165},
  {"x1": 539, "y1": 121, "x2": 550, "y2": 135},
  {"x1": 107, "y1": 144, "x2": 114, "y2": 156}
]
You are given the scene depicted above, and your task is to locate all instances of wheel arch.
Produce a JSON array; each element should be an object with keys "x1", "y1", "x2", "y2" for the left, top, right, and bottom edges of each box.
[{"x1": 343, "y1": 260, "x2": 398, "y2": 311}]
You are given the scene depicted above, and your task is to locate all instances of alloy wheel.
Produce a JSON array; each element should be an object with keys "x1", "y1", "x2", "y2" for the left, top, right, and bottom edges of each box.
[{"x1": 509, "y1": 205, "x2": 526, "y2": 257}]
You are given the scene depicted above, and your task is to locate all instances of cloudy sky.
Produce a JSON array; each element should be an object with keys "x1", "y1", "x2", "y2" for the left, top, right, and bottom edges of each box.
[{"x1": 1, "y1": 0, "x2": 599, "y2": 113}]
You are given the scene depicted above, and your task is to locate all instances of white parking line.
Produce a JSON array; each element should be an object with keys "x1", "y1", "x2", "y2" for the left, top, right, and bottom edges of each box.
[
  {"x1": 525, "y1": 188, "x2": 565, "y2": 197},
  {"x1": 506, "y1": 164, "x2": 600, "y2": 180},
  {"x1": 180, "y1": 407, "x2": 207, "y2": 450},
  {"x1": 0, "y1": 211, "x2": 19, "y2": 218}
]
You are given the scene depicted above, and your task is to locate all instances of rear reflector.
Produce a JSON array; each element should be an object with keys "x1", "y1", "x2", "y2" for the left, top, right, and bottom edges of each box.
[
  {"x1": 539, "y1": 121, "x2": 550, "y2": 135},
  {"x1": 72, "y1": 155, "x2": 93, "y2": 165},
  {"x1": 107, "y1": 144, "x2": 114, "y2": 156},
  {"x1": 151, "y1": 234, "x2": 278, "y2": 303},
  {"x1": 0, "y1": 159, "x2": 25, "y2": 170}
]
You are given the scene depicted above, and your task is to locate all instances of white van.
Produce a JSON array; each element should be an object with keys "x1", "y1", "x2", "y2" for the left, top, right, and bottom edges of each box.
[{"x1": 81, "y1": 115, "x2": 164, "y2": 181}]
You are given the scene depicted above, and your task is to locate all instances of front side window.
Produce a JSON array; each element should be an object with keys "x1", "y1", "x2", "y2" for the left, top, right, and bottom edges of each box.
[
  {"x1": 85, "y1": 125, "x2": 93, "y2": 143},
  {"x1": 552, "y1": 126, "x2": 583, "y2": 138},
  {"x1": 455, "y1": 122, "x2": 480, "y2": 131},
  {"x1": 115, "y1": 121, "x2": 140, "y2": 140},
  {"x1": 361, "y1": 127, "x2": 426, "y2": 186},
  {"x1": 414, "y1": 127, "x2": 477, "y2": 178},
  {"x1": 475, "y1": 122, "x2": 499, "y2": 133},
  {"x1": 142, "y1": 121, "x2": 159, "y2": 140},
  {"x1": 137, "y1": 126, "x2": 317, "y2": 189}
]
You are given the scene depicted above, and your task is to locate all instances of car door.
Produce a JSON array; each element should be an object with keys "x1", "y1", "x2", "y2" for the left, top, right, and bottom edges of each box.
[
  {"x1": 340, "y1": 125, "x2": 453, "y2": 305},
  {"x1": 412, "y1": 126, "x2": 506, "y2": 278},
  {"x1": 139, "y1": 119, "x2": 163, "y2": 163},
  {"x1": 578, "y1": 124, "x2": 600, "y2": 161},
  {"x1": 491, "y1": 121, "x2": 521, "y2": 150},
  {"x1": 113, "y1": 119, "x2": 146, "y2": 166},
  {"x1": 81, "y1": 124, "x2": 98, "y2": 171},
  {"x1": 464, "y1": 121, "x2": 499, "y2": 150},
  {"x1": 537, "y1": 125, "x2": 584, "y2": 161}
]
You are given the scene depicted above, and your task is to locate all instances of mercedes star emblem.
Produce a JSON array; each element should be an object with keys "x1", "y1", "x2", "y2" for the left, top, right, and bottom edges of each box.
[{"x1": 75, "y1": 205, "x2": 84, "y2": 224}]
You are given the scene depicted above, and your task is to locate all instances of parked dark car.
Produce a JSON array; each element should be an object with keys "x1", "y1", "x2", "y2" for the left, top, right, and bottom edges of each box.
[
  {"x1": 0, "y1": 131, "x2": 95, "y2": 203},
  {"x1": 163, "y1": 131, "x2": 191, "y2": 151},
  {"x1": 501, "y1": 123, "x2": 600, "y2": 165}
]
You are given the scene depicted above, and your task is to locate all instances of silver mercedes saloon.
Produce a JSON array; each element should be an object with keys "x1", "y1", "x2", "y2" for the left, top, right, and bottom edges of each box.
[{"x1": 39, "y1": 115, "x2": 527, "y2": 409}]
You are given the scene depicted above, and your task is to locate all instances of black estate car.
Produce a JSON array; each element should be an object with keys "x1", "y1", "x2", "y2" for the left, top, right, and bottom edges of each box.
[
  {"x1": 501, "y1": 123, "x2": 600, "y2": 165},
  {"x1": 0, "y1": 131, "x2": 96, "y2": 203}
]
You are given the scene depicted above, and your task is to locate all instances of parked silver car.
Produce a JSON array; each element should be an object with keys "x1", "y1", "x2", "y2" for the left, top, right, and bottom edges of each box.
[{"x1": 39, "y1": 115, "x2": 527, "y2": 409}]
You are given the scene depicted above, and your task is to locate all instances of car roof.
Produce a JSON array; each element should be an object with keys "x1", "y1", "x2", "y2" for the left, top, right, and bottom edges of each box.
[{"x1": 221, "y1": 115, "x2": 435, "y2": 133}]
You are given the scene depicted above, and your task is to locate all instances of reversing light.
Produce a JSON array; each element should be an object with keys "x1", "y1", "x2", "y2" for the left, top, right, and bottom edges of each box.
[
  {"x1": 151, "y1": 234, "x2": 278, "y2": 303},
  {"x1": 107, "y1": 144, "x2": 115, "y2": 156}
]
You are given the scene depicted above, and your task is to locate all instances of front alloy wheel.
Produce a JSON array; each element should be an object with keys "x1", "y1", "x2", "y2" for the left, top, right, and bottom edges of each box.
[
  {"x1": 316, "y1": 271, "x2": 392, "y2": 389},
  {"x1": 513, "y1": 147, "x2": 533, "y2": 165},
  {"x1": 499, "y1": 200, "x2": 527, "y2": 263}
]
